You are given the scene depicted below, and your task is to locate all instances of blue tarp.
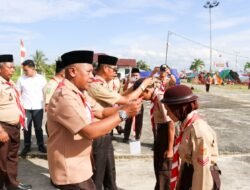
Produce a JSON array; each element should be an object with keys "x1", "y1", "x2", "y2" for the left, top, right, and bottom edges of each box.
[{"x1": 140, "y1": 69, "x2": 180, "y2": 85}]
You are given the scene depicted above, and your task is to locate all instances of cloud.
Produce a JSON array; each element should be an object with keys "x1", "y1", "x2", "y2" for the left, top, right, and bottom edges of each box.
[
  {"x1": 144, "y1": 14, "x2": 175, "y2": 24},
  {"x1": 0, "y1": 0, "x2": 87, "y2": 23},
  {"x1": 212, "y1": 17, "x2": 250, "y2": 30}
]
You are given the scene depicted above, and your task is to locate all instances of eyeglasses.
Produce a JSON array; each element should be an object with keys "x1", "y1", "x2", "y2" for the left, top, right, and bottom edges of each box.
[{"x1": 106, "y1": 65, "x2": 118, "y2": 72}]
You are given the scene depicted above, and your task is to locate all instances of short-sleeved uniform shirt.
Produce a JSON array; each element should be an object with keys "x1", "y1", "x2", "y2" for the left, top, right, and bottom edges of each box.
[
  {"x1": 151, "y1": 89, "x2": 171, "y2": 124},
  {"x1": 88, "y1": 75, "x2": 122, "y2": 108},
  {"x1": 47, "y1": 79, "x2": 103, "y2": 185},
  {"x1": 43, "y1": 76, "x2": 62, "y2": 105},
  {"x1": 0, "y1": 76, "x2": 20, "y2": 125},
  {"x1": 178, "y1": 111, "x2": 219, "y2": 190}
]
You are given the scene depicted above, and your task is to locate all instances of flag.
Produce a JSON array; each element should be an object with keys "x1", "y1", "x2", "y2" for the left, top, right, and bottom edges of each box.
[{"x1": 20, "y1": 39, "x2": 26, "y2": 64}]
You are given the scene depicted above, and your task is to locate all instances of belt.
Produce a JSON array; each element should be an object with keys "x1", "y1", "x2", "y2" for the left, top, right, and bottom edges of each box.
[{"x1": 0, "y1": 121, "x2": 20, "y2": 129}]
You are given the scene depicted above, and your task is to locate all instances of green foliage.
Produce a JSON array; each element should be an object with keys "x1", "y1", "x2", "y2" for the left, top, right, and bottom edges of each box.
[
  {"x1": 244, "y1": 62, "x2": 250, "y2": 72},
  {"x1": 190, "y1": 58, "x2": 205, "y2": 72},
  {"x1": 12, "y1": 66, "x2": 21, "y2": 82},
  {"x1": 136, "y1": 60, "x2": 151, "y2": 71},
  {"x1": 31, "y1": 50, "x2": 48, "y2": 74}
]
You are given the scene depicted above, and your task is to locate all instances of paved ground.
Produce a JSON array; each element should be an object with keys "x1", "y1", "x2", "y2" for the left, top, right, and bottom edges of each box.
[{"x1": 16, "y1": 83, "x2": 250, "y2": 189}]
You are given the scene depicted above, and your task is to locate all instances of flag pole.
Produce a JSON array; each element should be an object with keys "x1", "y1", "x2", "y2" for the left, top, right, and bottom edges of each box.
[{"x1": 20, "y1": 39, "x2": 26, "y2": 76}]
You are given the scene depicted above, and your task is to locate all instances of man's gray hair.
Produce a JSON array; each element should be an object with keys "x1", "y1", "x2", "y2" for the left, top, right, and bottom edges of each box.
[{"x1": 0, "y1": 62, "x2": 6, "y2": 68}]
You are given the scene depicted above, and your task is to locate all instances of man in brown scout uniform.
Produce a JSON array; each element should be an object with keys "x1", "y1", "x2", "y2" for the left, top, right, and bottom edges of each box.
[
  {"x1": 88, "y1": 55, "x2": 152, "y2": 190},
  {"x1": 123, "y1": 68, "x2": 144, "y2": 142},
  {"x1": 0, "y1": 54, "x2": 32, "y2": 190},
  {"x1": 43, "y1": 60, "x2": 65, "y2": 112},
  {"x1": 47, "y1": 50, "x2": 141, "y2": 190}
]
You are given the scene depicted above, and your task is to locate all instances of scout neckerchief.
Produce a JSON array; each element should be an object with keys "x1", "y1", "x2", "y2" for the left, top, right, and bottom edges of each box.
[
  {"x1": 57, "y1": 80, "x2": 93, "y2": 122},
  {"x1": 170, "y1": 111, "x2": 200, "y2": 190},
  {"x1": 150, "y1": 88, "x2": 159, "y2": 131},
  {"x1": 4, "y1": 81, "x2": 27, "y2": 130}
]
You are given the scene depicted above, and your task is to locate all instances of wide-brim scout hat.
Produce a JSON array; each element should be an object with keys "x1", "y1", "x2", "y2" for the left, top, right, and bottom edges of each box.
[
  {"x1": 0, "y1": 54, "x2": 13, "y2": 63},
  {"x1": 161, "y1": 85, "x2": 198, "y2": 105},
  {"x1": 61, "y1": 50, "x2": 94, "y2": 67},
  {"x1": 98, "y1": 55, "x2": 118, "y2": 66}
]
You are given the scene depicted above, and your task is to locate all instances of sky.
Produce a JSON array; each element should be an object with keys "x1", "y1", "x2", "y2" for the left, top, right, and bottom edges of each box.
[{"x1": 0, "y1": 0, "x2": 250, "y2": 72}]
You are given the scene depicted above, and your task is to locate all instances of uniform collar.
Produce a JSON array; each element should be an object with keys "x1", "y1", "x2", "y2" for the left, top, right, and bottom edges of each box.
[
  {"x1": 0, "y1": 76, "x2": 14, "y2": 85},
  {"x1": 95, "y1": 75, "x2": 108, "y2": 85},
  {"x1": 63, "y1": 79, "x2": 84, "y2": 95}
]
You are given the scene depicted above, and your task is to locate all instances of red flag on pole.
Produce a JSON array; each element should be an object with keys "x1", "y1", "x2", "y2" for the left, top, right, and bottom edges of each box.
[{"x1": 20, "y1": 39, "x2": 26, "y2": 63}]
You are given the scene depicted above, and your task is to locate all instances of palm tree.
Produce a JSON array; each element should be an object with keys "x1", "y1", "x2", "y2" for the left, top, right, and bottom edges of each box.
[
  {"x1": 31, "y1": 50, "x2": 48, "y2": 74},
  {"x1": 244, "y1": 62, "x2": 250, "y2": 72},
  {"x1": 190, "y1": 58, "x2": 205, "y2": 72}
]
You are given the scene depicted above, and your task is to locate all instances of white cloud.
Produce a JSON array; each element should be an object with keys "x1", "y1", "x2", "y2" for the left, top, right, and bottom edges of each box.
[
  {"x1": 0, "y1": 0, "x2": 87, "y2": 23},
  {"x1": 144, "y1": 14, "x2": 175, "y2": 24},
  {"x1": 212, "y1": 17, "x2": 250, "y2": 30}
]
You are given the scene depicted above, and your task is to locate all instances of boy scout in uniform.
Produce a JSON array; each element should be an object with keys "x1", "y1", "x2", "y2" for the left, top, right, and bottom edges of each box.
[
  {"x1": 47, "y1": 50, "x2": 142, "y2": 190},
  {"x1": 162, "y1": 85, "x2": 221, "y2": 190},
  {"x1": 0, "y1": 54, "x2": 32, "y2": 190},
  {"x1": 132, "y1": 78, "x2": 175, "y2": 190},
  {"x1": 88, "y1": 55, "x2": 152, "y2": 190}
]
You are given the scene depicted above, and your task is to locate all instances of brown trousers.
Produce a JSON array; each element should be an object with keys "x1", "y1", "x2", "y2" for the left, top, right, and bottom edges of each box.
[
  {"x1": 54, "y1": 178, "x2": 96, "y2": 190},
  {"x1": 0, "y1": 122, "x2": 20, "y2": 189}
]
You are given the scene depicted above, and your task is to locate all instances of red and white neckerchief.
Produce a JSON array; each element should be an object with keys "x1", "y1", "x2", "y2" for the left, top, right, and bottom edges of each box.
[
  {"x1": 5, "y1": 81, "x2": 27, "y2": 130},
  {"x1": 150, "y1": 88, "x2": 162, "y2": 131},
  {"x1": 57, "y1": 80, "x2": 93, "y2": 122},
  {"x1": 170, "y1": 111, "x2": 200, "y2": 190},
  {"x1": 150, "y1": 89, "x2": 158, "y2": 130}
]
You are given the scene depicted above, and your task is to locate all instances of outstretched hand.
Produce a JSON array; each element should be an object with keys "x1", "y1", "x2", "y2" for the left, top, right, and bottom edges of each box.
[{"x1": 122, "y1": 98, "x2": 142, "y2": 118}]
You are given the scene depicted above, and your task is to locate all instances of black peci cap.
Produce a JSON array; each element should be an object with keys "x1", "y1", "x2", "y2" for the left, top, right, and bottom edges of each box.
[
  {"x1": 0, "y1": 54, "x2": 13, "y2": 63},
  {"x1": 98, "y1": 55, "x2": 118, "y2": 66},
  {"x1": 61, "y1": 50, "x2": 94, "y2": 67},
  {"x1": 55, "y1": 60, "x2": 64, "y2": 73},
  {"x1": 131, "y1": 67, "x2": 140, "y2": 74}
]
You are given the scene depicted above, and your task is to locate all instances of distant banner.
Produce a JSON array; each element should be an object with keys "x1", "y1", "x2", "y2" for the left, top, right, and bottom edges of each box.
[{"x1": 215, "y1": 63, "x2": 224, "y2": 68}]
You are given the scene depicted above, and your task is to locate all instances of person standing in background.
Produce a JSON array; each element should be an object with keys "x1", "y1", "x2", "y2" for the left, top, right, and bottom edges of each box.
[
  {"x1": 123, "y1": 68, "x2": 144, "y2": 142},
  {"x1": 43, "y1": 60, "x2": 65, "y2": 112},
  {"x1": 16, "y1": 60, "x2": 47, "y2": 155}
]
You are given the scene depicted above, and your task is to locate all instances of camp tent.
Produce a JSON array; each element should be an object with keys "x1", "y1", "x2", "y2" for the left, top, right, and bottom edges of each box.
[{"x1": 219, "y1": 69, "x2": 240, "y2": 82}]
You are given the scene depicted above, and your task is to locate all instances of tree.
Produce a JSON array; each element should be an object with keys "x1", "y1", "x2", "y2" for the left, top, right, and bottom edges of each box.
[
  {"x1": 136, "y1": 60, "x2": 151, "y2": 71},
  {"x1": 244, "y1": 62, "x2": 250, "y2": 72},
  {"x1": 190, "y1": 58, "x2": 205, "y2": 72},
  {"x1": 31, "y1": 50, "x2": 48, "y2": 74}
]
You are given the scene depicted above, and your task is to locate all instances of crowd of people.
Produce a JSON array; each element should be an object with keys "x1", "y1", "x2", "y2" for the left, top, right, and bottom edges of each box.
[{"x1": 0, "y1": 51, "x2": 221, "y2": 190}]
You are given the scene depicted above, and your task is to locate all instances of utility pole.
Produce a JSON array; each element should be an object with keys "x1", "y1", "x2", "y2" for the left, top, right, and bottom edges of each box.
[
  {"x1": 204, "y1": 1, "x2": 220, "y2": 73},
  {"x1": 165, "y1": 31, "x2": 171, "y2": 66}
]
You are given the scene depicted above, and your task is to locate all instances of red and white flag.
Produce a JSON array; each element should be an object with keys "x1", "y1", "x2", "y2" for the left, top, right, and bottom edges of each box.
[{"x1": 20, "y1": 39, "x2": 26, "y2": 64}]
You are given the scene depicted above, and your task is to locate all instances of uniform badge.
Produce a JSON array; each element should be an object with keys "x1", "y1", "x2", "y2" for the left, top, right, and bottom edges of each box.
[
  {"x1": 9, "y1": 93, "x2": 13, "y2": 101},
  {"x1": 199, "y1": 148, "x2": 207, "y2": 156}
]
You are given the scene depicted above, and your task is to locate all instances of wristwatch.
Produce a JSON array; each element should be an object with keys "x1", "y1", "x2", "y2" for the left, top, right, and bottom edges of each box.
[{"x1": 118, "y1": 110, "x2": 129, "y2": 121}]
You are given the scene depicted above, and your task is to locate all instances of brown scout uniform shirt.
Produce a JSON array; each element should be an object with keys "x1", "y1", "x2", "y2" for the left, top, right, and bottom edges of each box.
[
  {"x1": 178, "y1": 111, "x2": 219, "y2": 190},
  {"x1": 88, "y1": 75, "x2": 122, "y2": 108},
  {"x1": 47, "y1": 79, "x2": 103, "y2": 185},
  {"x1": 43, "y1": 76, "x2": 62, "y2": 105},
  {"x1": 0, "y1": 76, "x2": 20, "y2": 125},
  {"x1": 152, "y1": 89, "x2": 171, "y2": 124}
]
